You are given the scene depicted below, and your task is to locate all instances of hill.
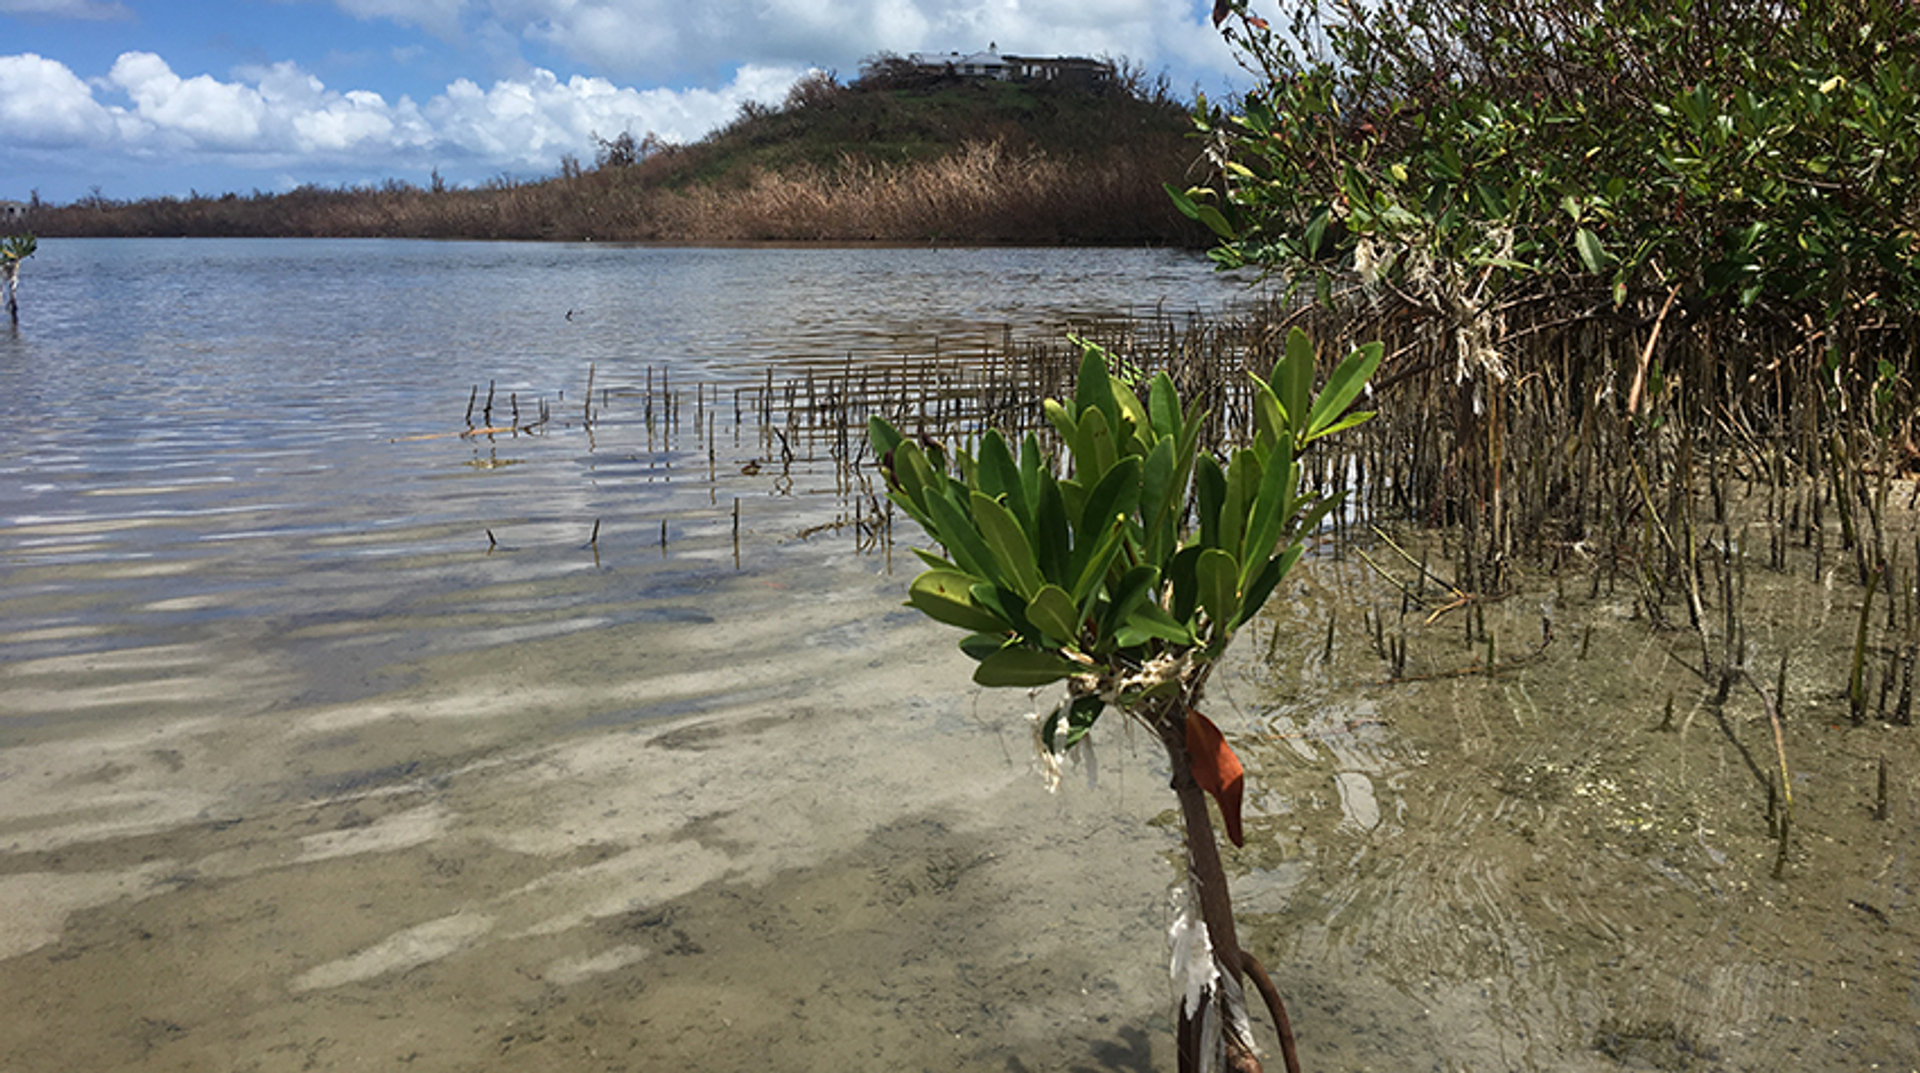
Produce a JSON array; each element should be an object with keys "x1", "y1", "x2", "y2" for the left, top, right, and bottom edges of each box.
[{"x1": 21, "y1": 66, "x2": 1211, "y2": 246}]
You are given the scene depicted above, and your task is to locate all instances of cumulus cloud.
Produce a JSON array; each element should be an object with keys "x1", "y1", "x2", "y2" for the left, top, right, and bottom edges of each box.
[
  {"x1": 424, "y1": 62, "x2": 804, "y2": 165},
  {"x1": 109, "y1": 52, "x2": 271, "y2": 148},
  {"x1": 0, "y1": 52, "x2": 128, "y2": 145},
  {"x1": 0, "y1": 49, "x2": 804, "y2": 192}
]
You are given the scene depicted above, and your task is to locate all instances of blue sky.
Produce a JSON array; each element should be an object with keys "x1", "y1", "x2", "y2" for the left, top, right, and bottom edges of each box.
[{"x1": 1, "y1": 0, "x2": 1252, "y2": 204}]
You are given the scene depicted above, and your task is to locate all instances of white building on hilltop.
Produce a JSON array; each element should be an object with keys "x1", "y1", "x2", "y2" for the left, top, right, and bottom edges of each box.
[
  {"x1": 905, "y1": 46, "x2": 1114, "y2": 90},
  {"x1": 907, "y1": 48, "x2": 1011, "y2": 79}
]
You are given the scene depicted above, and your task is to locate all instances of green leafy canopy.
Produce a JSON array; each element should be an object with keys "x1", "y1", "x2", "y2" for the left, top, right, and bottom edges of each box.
[
  {"x1": 873, "y1": 329, "x2": 1380, "y2": 751},
  {"x1": 1194, "y1": 0, "x2": 1920, "y2": 332}
]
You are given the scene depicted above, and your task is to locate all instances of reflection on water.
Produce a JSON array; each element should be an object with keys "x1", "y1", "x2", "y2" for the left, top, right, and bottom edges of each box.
[
  {"x1": 0, "y1": 239, "x2": 1261, "y2": 707},
  {"x1": 5, "y1": 240, "x2": 1919, "y2": 1071}
]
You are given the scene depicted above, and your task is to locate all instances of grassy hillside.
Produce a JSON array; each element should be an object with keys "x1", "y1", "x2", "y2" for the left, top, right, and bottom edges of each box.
[
  {"x1": 24, "y1": 69, "x2": 1211, "y2": 245},
  {"x1": 655, "y1": 70, "x2": 1191, "y2": 181}
]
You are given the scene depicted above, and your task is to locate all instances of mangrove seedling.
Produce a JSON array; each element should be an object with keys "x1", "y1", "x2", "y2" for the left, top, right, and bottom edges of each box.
[
  {"x1": 871, "y1": 327, "x2": 1380, "y2": 1073},
  {"x1": 2, "y1": 234, "x2": 34, "y2": 327}
]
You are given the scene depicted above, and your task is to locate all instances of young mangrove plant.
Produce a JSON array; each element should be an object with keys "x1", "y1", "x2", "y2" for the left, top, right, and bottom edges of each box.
[
  {"x1": 871, "y1": 327, "x2": 1380, "y2": 1073},
  {"x1": 2, "y1": 234, "x2": 34, "y2": 327}
]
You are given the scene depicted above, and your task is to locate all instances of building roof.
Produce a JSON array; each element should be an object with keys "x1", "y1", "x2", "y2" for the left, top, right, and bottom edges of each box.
[{"x1": 908, "y1": 50, "x2": 1005, "y2": 68}]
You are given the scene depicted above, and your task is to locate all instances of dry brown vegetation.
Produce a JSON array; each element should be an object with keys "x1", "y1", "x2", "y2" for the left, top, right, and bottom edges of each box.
[
  {"x1": 648, "y1": 140, "x2": 1193, "y2": 243},
  {"x1": 18, "y1": 71, "x2": 1208, "y2": 246}
]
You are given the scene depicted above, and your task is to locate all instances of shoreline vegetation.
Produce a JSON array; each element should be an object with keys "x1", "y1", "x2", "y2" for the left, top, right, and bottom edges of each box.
[
  {"x1": 7, "y1": 58, "x2": 1210, "y2": 247},
  {"x1": 1178, "y1": 0, "x2": 1917, "y2": 589}
]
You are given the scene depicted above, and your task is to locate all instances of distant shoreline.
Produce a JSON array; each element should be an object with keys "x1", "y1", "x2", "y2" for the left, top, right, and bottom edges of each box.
[
  {"x1": 7, "y1": 147, "x2": 1208, "y2": 247},
  {"x1": 10, "y1": 75, "x2": 1211, "y2": 249},
  {"x1": 5, "y1": 232, "x2": 1202, "y2": 250}
]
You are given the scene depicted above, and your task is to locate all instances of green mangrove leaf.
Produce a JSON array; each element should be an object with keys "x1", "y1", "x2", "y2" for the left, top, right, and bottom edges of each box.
[
  {"x1": 909, "y1": 570, "x2": 1009, "y2": 634},
  {"x1": 1073, "y1": 406, "x2": 1119, "y2": 485},
  {"x1": 1278, "y1": 327, "x2": 1315, "y2": 436},
  {"x1": 1196, "y1": 453, "x2": 1227, "y2": 551},
  {"x1": 1033, "y1": 470, "x2": 1073, "y2": 585},
  {"x1": 1043, "y1": 397, "x2": 1078, "y2": 443},
  {"x1": 1239, "y1": 435, "x2": 1297, "y2": 589},
  {"x1": 1113, "y1": 601, "x2": 1194, "y2": 648},
  {"x1": 975, "y1": 432, "x2": 1029, "y2": 532},
  {"x1": 959, "y1": 631, "x2": 1013, "y2": 662},
  {"x1": 1139, "y1": 436, "x2": 1176, "y2": 529},
  {"x1": 1250, "y1": 375, "x2": 1286, "y2": 456},
  {"x1": 1070, "y1": 512, "x2": 1130, "y2": 612},
  {"x1": 1167, "y1": 544, "x2": 1204, "y2": 623},
  {"x1": 974, "y1": 646, "x2": 1083, "y2": 688},
  {"x1": 1172, "y1": 399, "x2": 1206, "y2": 500},
  {"x1": 1219, "y1": 447, "x2": 1262, "y2": 560},
  {"x1": 1234, "y1": 543, "x2": 1302, "y2": 630},
  {"x1": 1057, "y1": 477, "x2": 1087, "y2": 532},
  {"x1": 923, "y1": 486, "x2": 999, "y2": 583},
  {"x1": 1307, "y1": 409, "x2": 1376, "y2": 443},
  {"x1": 868, "y1": 416, "x2": 905, "y2": 457},
  {"x1": 1305, "y1": 341, "x2": 1383, "y2": 443},
  {"x1": 967, "y1": 582, "x2": 1030, "y2": 641},
  {"x1": 1072, "y1": 456, "x2": 1141, "y2": 578},
  {"x1": 1165, "y1": 182, "x2": 1237, "y2": 239},
  {"x1": 1018, "y1": 432, "x2": 1046, "y2": 529},
  {"x1": 1025, "y1": 583, "x2": 1082, "y2": 646},
  {"x1": 1060, "y1": 693, "x2": 1105, "y2": 749},
  {"x1": 884, "y1": 440, "x2": 940, "y2": 528},
  {"x1": 1196, "y1": 546, "x2": 1240, "y2": 634},
  {"x1": 971, "y1": 491, "x2": 1043, "y2": 599},
  {"x1": 1099, "y1": 563, "x2": 1161, "y2": 641},
  {"x1": 1575, "y1": 227, "x2": 1613, "y2": 274},
  {"x1": 1303, "y1": 207, "x2": 1331, "y2": 258},
  {"x1": 952, "y1": 446, "x2": 978, "y2": 489},
  {"x1": 1040, "y1": 693, "x2": 1106, "y2": 753},
  {"x1": 1111, "y1": 377, "x2": 1150, "y2": 451},
  {"x1": 1148, "y1": 372, "x2": 1181, "y2": 440},
  {"x1": 1073, "y1": 341, "x2": 1121, "y2": 433},
  {"x1": 910, "y1": 547, "x2": 958, "y2": 572}
]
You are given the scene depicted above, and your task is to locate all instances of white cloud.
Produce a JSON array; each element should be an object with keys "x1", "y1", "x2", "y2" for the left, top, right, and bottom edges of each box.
[
  {"x1": 317, "y1": 0, "x2": 1240, "y2": 82},
  {"x1": 0, "y1": 52, "x2": 127, "y2": 145},
  {"x1": 108, "y1": 51, "x2": 270, "y2": 148},
  {"x1": 0, "y1": 0, "x2": 131, "y2": 19},
  {"x1": 424, "y1": 63, "x2": 804, "y2": 165},
  {"x1": 501, "y1": 0, "x2": 1231, "y2": 81},
  {"x1": 0, "y1": 49, "x2": 805, "y2": 191}
]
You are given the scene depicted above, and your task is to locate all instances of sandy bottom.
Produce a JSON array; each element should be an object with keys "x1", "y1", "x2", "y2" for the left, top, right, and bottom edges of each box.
[
  {"x1": 0, "y1": 555, "x2": 1193, "y2": 1073},
  {"x1": 7, "y1": 517, "x2": 1920, "y2": 1072}
]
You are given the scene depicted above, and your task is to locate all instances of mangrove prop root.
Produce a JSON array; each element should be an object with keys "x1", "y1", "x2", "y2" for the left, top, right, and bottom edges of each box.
[
  {"x1": 1177, "y1": 999, "x2": 1264, "y2": 1073},
  {"x1": 1162, "y1": 698, "x2": 1288, "y2": 1073},
  {"x1": 1239, "y1": 951, "x2": 1302, "y2": 1073}
]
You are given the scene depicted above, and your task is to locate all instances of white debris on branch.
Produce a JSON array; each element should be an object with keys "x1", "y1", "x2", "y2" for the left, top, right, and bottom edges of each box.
[
  {"x1": 1168, "y1": 881, "x2": 1224, "y2": 1070},
  {"x1": 1023, "y1": 691, "x2": 1099, "y2": 794},
  {"x1": 1169, "y1": 881, "x2": 1259, "y2": 1073}
]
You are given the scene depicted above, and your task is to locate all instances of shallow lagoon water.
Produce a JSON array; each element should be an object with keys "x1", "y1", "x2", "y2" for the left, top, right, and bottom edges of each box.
[
  {"x1": 2, "y1": 239, "x2": 1918, "y2": 1071},
  {"x1": 1227, "y1": 541, "x2": 1920, "y2": 1071}
]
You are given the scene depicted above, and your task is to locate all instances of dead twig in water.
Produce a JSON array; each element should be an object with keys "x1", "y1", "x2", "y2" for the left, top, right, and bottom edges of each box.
[{"x1": 1358, "y1": 526, "x2": 1498, "y2": 625}]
